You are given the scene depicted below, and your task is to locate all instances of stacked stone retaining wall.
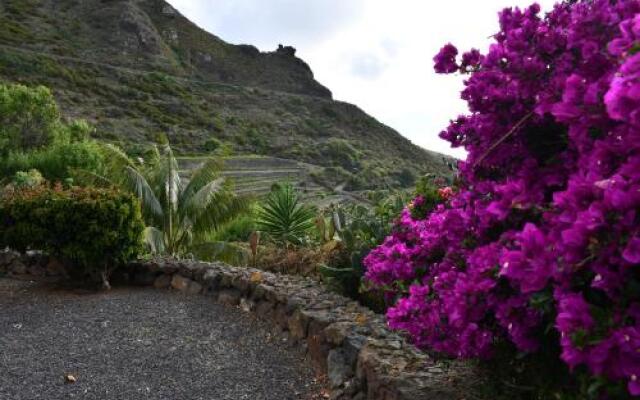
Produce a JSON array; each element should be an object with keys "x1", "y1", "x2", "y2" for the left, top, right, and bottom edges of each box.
[{"x1": 0, "y1": 251, "x2": 481, "y2": 400}]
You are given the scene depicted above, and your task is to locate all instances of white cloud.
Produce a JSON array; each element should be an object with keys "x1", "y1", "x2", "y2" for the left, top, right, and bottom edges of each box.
[
  {"x1": 350, "y1": 53, "x2": 386, "y2": 80},
  {"x1": 167, "y1": 0, "x2": 364, "y2": 49},
  {"x1": 167, "y1": 0, "x2": 558, "y2": 158}
]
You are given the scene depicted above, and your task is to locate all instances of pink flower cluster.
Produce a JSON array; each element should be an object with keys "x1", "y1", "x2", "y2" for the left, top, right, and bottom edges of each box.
[
  {"x1": 437, "y1": 187, "x2": 454, "y2": 201},
  {"x1": 365, "y1": 1, "x2": 640, "y2": 396}
]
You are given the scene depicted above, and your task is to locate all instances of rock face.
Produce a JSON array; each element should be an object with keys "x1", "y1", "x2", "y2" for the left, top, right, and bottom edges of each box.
[
  {"x1": 1, "y1": 252, "x2": 484, "y2": 399},
  {"x1": 1, "y1": 0, "x2": 331, "y2": 99},
  {"x1": 117, "y1": 2, "x2": 165, "y2": 54}
]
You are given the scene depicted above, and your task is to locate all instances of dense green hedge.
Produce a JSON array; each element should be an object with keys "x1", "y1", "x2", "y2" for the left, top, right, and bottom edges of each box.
[{"x1": 0, "y1": 186, "x2": 144, "y2": 282}]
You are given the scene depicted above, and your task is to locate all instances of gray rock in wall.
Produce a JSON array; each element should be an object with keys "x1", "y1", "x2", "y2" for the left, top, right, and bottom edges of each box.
[{"x1": 328, "y1": 349, "x2": 353, "y2": 389}]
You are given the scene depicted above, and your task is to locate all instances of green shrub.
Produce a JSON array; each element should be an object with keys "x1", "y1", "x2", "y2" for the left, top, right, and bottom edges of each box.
[
  {"x1": 1, "y1": 139, "x2": 104, "y2": 182},
  {"x1": 321, "y1": 138, "x2": 361, "y2": 170},
  {"x1": 0, "y1": 83, "x2": 60, "y2": 154},
  {"x1": 11, "y1": 169, "x2": 43, "y2": 188},
  {"x1": 189, "y1": 242, "x2": 249, "y2": 266},
  {"x1": 4, "y1": 0, "x2": 39, "y2": 19},
  {"x1": 396, "y1": 168, "x2": 416, "y2": 187},
  {"x1": 0, "y1": 186, "x2": 144, "y2": 286},
  {"x1": 312, "y1": 166, "x2": 354, "y2": 188},
  {"x1": 210, "y1": 116, "x2": 225, "y2": 132},
  {"x1": 346, "y1": 174, "x2": 367, "y2": 191},
  {"x1": 319, "y1": 193, "x2": 409, "y2": 311},
  {"x1": 59, "y1": 119, "x2": 95, "y2": 142},
  {"x1": 209, "y1": 212, "x2": 256, "y2": 242},
  {"x1": 204, "y1": 137, "x2": 222, "y2": 153},
  {"x1": 0, "y1": 82, "x2": 104, "y2": 182},
  {"x1": 245, "y1": 127, "x2": 267, "y2": 152},
  {"x1": 412, "y1": 175, "x2": 445, "y2": 219}
]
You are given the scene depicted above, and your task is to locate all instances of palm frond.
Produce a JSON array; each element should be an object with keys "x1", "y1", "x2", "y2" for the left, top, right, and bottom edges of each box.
[
  {"x1": 192, "y1": 192, "x2": 251, "y2": 236},
  {"x1": 91, "y1": 141, "x2": 253, "y2": 260},
  {"x1": 98, "y1": 143, "x2": 136, "y2": 179},
  {"x1": 181, "y1": 177, "x2": 225, "y2": 219},
  {"x1": 145, "y1": 144, "x2": 162, "y2": 166},
  {"x1": 180, "y1": 158, "x2": 224, "y2": 205},
  {"x1": 144, "y1": 226, "x2": 165, "y2": 255},
  {"x1": 159, "y1": 144, "x2": 182, "y2": 213},
  {"x1": 123, "y1": 166, "x2": 163, "y2": 219},
  {"x1": 69, "y1": 168, "x2": 114, "y2": 188}
]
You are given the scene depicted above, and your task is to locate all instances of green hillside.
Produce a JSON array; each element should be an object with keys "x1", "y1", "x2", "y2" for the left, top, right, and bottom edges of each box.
[{"x1": 0, "y1": 0, "x2": 455, "y2": 190}]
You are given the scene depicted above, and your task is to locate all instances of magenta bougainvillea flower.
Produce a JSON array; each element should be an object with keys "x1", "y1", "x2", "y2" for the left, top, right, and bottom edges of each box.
[
  {"x1": 433, "y1": 43, "x2": 459, "y2": 74},
  {"x1": 365, "y1": 0, "x2": 640, "y2": 396}
]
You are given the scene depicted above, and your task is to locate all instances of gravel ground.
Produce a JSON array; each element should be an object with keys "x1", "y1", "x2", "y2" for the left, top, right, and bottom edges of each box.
[{"x1": 0, "y1": 278, "x2": 321, "y2": 400}]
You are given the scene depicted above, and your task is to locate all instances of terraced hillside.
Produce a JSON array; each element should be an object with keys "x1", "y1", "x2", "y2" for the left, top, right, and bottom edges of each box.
[
  {"x1": 178, "y1": 156, "x2": 356, "y2": 207},
  {"x1": 0, "y1": 0, "x2": 456, "y2": 190}
]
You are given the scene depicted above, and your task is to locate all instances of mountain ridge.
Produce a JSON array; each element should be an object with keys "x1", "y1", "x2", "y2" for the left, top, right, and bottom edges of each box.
[{"x1": 0, "y1": 0, "x2": 455, "y2": 190}]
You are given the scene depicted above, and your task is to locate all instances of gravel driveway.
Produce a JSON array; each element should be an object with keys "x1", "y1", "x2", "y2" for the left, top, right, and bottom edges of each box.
[{"x1": 0, "y1": 278, "x2": 321, "y2": 399}]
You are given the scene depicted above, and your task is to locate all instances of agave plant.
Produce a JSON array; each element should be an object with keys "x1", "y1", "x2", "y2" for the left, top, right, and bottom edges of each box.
[
  {"x1": 75, "y1": 143, "x2": 248, "y2": 261},
  {"x1": 256, "y1": 184, "x2": 315, "y2": 247}
]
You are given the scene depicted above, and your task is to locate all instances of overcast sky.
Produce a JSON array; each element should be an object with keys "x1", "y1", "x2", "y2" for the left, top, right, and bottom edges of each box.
[{"x1": 166, "y1": 0, "x2": 558, "y2": 158}]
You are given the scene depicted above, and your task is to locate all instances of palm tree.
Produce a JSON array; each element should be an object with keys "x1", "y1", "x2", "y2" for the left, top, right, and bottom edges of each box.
[{"x1": 75, "y1": 143, "x2": 248, "y2": 259}]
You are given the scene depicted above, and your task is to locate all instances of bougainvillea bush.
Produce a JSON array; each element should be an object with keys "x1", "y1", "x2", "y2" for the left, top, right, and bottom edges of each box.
[{"x1": 365, "y1": 1, "x2": 640, "y2": 397}]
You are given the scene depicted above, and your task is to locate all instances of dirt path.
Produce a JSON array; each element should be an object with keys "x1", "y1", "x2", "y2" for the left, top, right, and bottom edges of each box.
[{"x1": 0, "y1": 279, "x2": 321, "y2": 399}]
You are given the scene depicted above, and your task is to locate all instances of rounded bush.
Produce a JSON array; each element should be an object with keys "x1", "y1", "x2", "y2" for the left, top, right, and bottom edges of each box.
[{"x1": 0, "y1": 186, "x2": 144, "y2": 282}]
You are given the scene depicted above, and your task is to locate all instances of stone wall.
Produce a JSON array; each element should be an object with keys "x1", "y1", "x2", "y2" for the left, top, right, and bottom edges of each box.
[
  {"x1": 0, "y1": 250, "x2": 67, "y2": 281},
  {"x1": 0, "y1": 251, "x2": 482, "y2": 400}
]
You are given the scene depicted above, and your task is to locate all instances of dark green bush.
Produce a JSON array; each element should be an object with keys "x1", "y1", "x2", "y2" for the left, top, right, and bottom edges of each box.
[
  {"x1": 0, "y1": 83, "x2": 105, "y2": 182},
  {"x1": 245, "y1": 127, "x2": 267, "y2": 153},
  {"x1": 204, "y1": 137, "x2": 222, "y2": 152},
  {"x1": 0, "y1": 186, "x2": 144, "y2": 285},
  {"x1": 209, "y1": 213, "x2": 256, "y2": 242},
  {"x1": 316, "y1": 166, "x2": 354, "y2": 187},
  {"x1": 321, "y1": 138, "x2": 361, "y2": 170},
  {"x1": 396, "y1": 168, "x2": 416, "y2": 187},
  {"x1": 1, "y1": 139, "x2": 104, "y2": 183},
  {"x1": 0, "y1": 83, "x2": 60, "y2": 154}
]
